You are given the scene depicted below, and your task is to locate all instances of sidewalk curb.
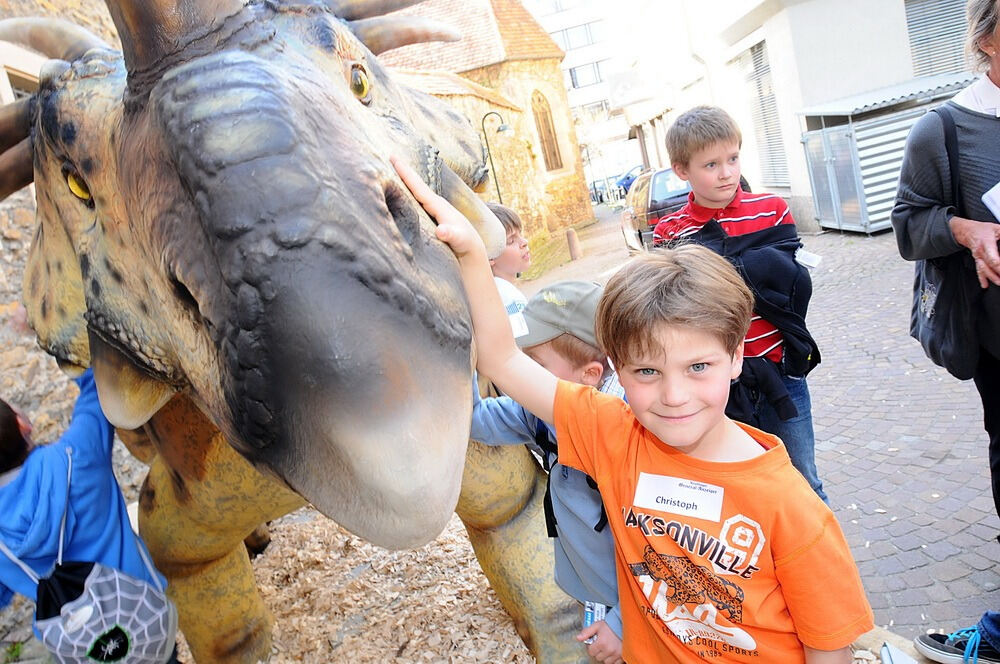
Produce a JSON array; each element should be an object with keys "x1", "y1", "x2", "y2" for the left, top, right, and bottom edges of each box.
[{"x1": 855, "y1": 626, "x2": 932, "y2": 662}]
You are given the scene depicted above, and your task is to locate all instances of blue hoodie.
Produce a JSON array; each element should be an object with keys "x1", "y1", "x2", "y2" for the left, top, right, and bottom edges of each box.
[{"x1": 0, "y1": 369, "x2": 165, "y2": 609}]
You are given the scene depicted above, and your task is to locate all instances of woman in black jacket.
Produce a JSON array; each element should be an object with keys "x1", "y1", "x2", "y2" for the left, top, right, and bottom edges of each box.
[{"x1": 893, "y1": 1, "x2": 1000, "y2": 661}]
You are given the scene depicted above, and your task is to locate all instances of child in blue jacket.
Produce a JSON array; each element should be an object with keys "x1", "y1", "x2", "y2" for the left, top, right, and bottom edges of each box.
[
  {"x1": 472, "y1": 280, "x2": 625, "y2": 664},
  {"x1": 0, "y1": 368, "x2": 174, "y2": 660}
]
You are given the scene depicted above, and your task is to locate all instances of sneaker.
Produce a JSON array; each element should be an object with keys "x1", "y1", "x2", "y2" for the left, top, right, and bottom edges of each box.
[{"x1": 914, "y1": 626, "x2": 1000, "y2": 664}]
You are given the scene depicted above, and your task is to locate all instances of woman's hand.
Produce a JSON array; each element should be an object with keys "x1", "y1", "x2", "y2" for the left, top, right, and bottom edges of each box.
[
  {"x1": 390, "y1": 156, "x2": 486, "y2": 261},
  {"x1": 950, "y1": 216, "x2": 1000, "y2": 288},
  {"x1": 576, "y1": 621, "x2": 624, "y2": 664}
]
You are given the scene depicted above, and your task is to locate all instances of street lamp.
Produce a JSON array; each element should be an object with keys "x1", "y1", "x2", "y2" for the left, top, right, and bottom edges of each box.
[{"x1": 481, "y1": 110, "x2": 512, "y2": 204}]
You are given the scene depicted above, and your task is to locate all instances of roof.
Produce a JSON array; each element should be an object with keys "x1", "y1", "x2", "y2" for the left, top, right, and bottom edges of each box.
[
  {"x1": 798, "y1": 72, "x2": 978, "y2": 118},
  {"x1": 390, "y1": 68, "x2": 521, "y2": 110},
  {"x1": 378, "y1": 0, "x2": 563, "y2": 73}
]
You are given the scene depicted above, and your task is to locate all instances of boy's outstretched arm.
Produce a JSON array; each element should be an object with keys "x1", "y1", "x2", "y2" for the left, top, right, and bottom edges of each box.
[{"x1": 392, "y1": 157, "x2": 557, "y2": 424}]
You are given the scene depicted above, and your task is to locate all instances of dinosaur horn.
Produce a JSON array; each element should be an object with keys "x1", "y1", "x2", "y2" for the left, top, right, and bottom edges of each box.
[
  {"x1": 327, "y1": 0, "x2": 424, "y2": 21},
  {"x1": 0, "y1": 18, "x2": 109, "y2": 61},
  {"x1": 0, "y1": 138, "x2": 34, "y2": 200},
  {"x1": 0, "y1": 98, "x2": 31, "y2": 155},
  {"x1": 0, "y1": 97, "x2": 34, "y2": 199},
  {"x1": 438, "y1": 165, "x2": 506, "y2": 259},
  {"x1": 103, "y1": 0, "x2": 244, "y2": 73},
  {"x1": 350, "y1": 17, "x2": 461, "y2": 54}
]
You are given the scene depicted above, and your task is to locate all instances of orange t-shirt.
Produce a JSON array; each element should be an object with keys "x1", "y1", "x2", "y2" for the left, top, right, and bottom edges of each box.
[{"x1": 554, "y1": 381, "x2": 873, "y2": 663}]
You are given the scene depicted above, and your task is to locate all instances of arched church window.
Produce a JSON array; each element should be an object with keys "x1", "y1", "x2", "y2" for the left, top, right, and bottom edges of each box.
[{"x1": 532, "y1": 91, "x2": 563, "y2": 171}]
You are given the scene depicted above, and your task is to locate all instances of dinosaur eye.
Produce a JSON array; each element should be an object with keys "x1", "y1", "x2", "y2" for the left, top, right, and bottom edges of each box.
[
  {"x1": 350, "y1": 65, "x2": 372, "y2": 104},
  {"x1": 64, "y1": 167, "x2": 93, "y2": 207}
]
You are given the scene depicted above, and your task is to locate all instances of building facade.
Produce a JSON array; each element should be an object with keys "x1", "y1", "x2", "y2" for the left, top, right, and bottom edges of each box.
[
  {"x1": 381, "y1": 0, "x2": 594, "y2": 234},
  {"x1": 616, "y1": 0, "x2": 971, "y2": 232},
  {"x1": 520, "y1": 0, "x2": 644, "y2": 199}
]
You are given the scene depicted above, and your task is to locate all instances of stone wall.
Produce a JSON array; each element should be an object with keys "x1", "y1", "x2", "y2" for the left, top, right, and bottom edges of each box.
[
  {"x1": 437, "y1": 94, "x2": 550, "y2": 235},
  {"x1": 463, "y1": 58, "x2": 593, "y2": 233}
]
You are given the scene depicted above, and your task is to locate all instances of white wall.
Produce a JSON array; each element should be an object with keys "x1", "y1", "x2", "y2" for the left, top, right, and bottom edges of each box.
[
  {"x1": 781, "y1": 0, "x2": 913, "y2": 106},
  {"x1": 620, "y1": 0, "x2": 919, "y2": 220}
]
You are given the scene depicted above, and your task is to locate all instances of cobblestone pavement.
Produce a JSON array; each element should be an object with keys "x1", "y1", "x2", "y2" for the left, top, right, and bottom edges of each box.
[
  {"x1": 527, "y1": 206, "x2": 1000, "y2": 642},
  {"x1": 805, "y1": 230, "x2": 998, "y2": 640}
]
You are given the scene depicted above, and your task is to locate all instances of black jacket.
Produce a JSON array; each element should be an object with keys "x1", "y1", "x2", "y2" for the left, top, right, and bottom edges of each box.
[{"x1": 682, "y1": 220, "x2": 821, "y2": 377}]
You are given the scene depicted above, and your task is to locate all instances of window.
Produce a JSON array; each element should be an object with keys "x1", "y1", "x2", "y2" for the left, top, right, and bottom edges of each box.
[
  {"x1": 537, "y1": 0, "x2": 587, "y2": 15},
  {"x1": 650, "y1": 169, "x2": 691, "y2": 203},
  {"x1": 550, "y1": 21, "x2": 607, "y2": 52},
  {"x1": 565, "y1": 24, "x2": 592, "y2": 49},
  {"x1": 573, "y1": 100, "x2": 610, "y2": 123},
  {"x1": 532, "y1": 91, "x2": 563, "y2": 171},
  {"x1": 568, "y1": 60, "x2": 608, "y2": 88},
  {"x1": 737, "y1": 41, "x2": 789, "y2": 187},
  {"x1": 904, "y1": 0, "x2": 967, "y2": 76}
]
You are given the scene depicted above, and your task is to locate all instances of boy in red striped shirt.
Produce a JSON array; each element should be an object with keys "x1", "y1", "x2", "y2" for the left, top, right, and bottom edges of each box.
[{"x1": 652, "y1": 105, "x2": 826, "y2": 502}]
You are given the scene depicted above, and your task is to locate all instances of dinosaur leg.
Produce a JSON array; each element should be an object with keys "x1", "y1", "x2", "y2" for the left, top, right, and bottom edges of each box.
[
  {"x1": 131, "y1": 395, "x2": 305, "y2": 663},
  {"x1": 456, "y1": 440, "x2": 586, "y2": 664}
]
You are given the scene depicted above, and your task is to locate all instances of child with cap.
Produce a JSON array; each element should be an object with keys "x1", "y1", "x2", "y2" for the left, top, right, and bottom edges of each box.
[{"x1": 472, "y1": 280, "x2": 625, "y2": 664}]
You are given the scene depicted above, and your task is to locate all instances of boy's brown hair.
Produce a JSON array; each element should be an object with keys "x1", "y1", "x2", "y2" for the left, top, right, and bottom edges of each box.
[
  {"x1": 596, "y1": 244, "x2": 753, "y2": 369},
  {"x1": 532, "y1": 333, "x2": 610, "y2": 379},
  {"x1": 0, "y1": 398, "x2": 29, "y2": 474},
  {"x1": 486, "y1": 201, "x2": 523, "y2": 236},
  {"x1": 665, "y1": 105, "x2": 742, "y2": 167}
]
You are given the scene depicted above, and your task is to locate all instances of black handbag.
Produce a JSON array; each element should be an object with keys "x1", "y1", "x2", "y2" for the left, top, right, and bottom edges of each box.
[{"x1": 909, "y1": 106, "x2": 983, "y2": 380}]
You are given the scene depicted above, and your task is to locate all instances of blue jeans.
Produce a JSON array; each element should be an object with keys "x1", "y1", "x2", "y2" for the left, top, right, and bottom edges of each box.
[
  {"x1": 742, "y1": 375, "x2": 828, "y2": 503},
  {"x1": 980, "y1": 612, "x2": 1000, "y2": 650}
]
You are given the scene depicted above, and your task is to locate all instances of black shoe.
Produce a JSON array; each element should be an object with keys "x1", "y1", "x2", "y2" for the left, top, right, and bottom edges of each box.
[{"x1": 914, "y1": 627, "x2": 1000, "y2": 663}]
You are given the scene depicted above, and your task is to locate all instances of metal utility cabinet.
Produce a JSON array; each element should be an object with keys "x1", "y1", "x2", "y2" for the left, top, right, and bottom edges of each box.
[{"x1": 799, "y1": 72, "x2": 975, "y2": 233}]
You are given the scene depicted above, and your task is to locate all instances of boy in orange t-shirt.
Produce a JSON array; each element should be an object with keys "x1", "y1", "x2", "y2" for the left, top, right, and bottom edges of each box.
[{"x1": 392, "y1": 158, "x2": 873, "y2": 663}]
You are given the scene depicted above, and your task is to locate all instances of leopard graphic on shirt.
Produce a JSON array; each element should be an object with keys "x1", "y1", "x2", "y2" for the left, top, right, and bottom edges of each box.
[
  {"x1": 630, "y1": 547, "x2": 745, "y2": 622},
  {"x1": 623, "y1": 506, "x2": 768, "y2": 654},
  {"x1": 629, "y1": 544, "x2": 756, "y2": 651}
]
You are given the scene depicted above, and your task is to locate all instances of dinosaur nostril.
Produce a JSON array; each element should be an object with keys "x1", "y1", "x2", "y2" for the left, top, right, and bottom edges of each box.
[
  {"x1": 384, "y1": 181, "x2": 420, "y2": 249},
  {"x1": 170, "y1": 275, "x2": 199, "y2": 313}
]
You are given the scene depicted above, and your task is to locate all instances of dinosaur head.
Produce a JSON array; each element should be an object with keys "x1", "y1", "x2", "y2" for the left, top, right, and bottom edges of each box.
[{"x1": 0, "y1": 0, "x2": 506, "y2": 549}]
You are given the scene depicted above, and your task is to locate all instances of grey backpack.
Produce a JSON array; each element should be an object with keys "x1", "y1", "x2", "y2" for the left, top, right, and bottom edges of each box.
[{"x1": 0, "y1": 447, "x2": 178, "y2": 663}]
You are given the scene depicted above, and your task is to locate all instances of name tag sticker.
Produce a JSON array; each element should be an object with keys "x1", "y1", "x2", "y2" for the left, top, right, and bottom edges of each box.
[
  {"x1": 509, "y1": 312, "x2": 530, "y2": 339},
  {"x1": 633, "y1": 473, "x2": 724, "y2": 522}
]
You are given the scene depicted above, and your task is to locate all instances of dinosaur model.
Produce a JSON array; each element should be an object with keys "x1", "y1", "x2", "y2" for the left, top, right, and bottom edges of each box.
[{"x1": 0, "y1": 1, "x2": 583, "y2": 661}]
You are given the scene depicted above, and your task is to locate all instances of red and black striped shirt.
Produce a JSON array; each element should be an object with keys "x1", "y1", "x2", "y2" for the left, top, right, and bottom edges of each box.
[{"x1": 652, "y1": 189, "x2": 794, "y2": 363}]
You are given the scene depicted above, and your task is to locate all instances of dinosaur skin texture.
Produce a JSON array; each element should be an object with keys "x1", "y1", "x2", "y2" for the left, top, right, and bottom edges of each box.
[{"x1": 0, "y1": 1, "x2": 585, "y2": 661}]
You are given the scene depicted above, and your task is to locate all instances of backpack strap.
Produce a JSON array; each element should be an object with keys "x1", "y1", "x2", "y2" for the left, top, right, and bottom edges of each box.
[
  {"x1": 931, "y1": 106, "x2": 965, "y2": 217},
  {"x1": 135, "y1": 540, "x2": 165, "y2": 593},
  {"x1": 0, "y1": 539, "x2": 41, "y2": 584},
  {"x1": 56, "y1": 447, "x2": 73, "y2": 565},
  {"x1": 534, "y1": 420, "x2": 559, "y2": 538},
  {"x1": 584, "y1": 475, "x2": 609, "y2": 533}
]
